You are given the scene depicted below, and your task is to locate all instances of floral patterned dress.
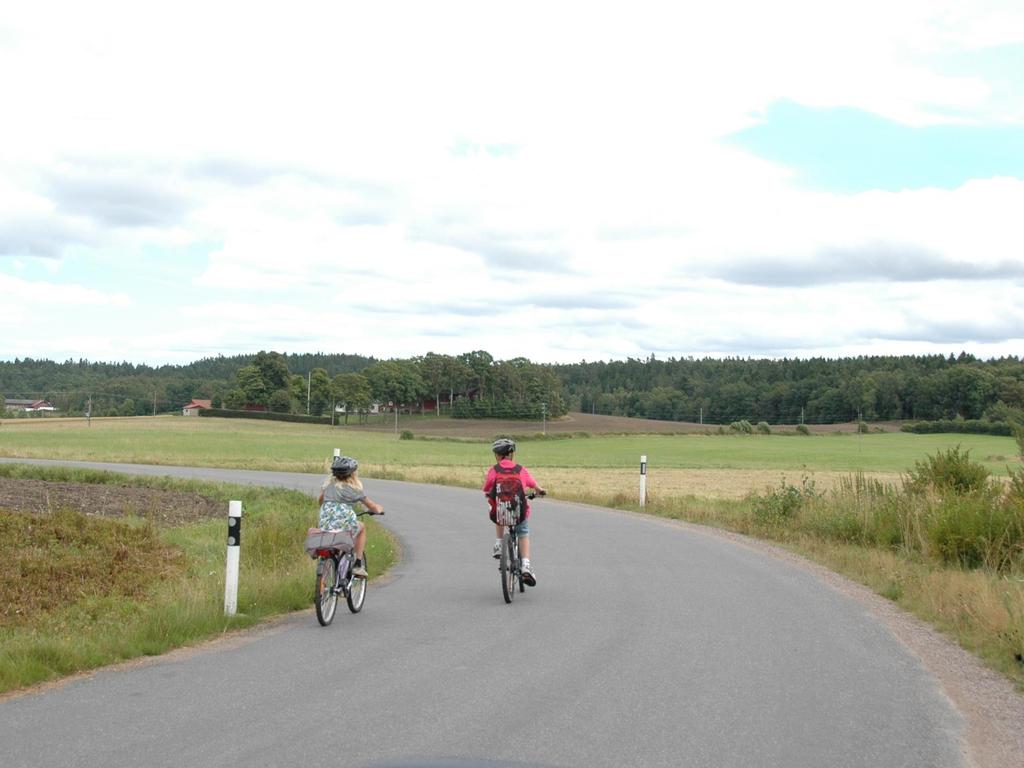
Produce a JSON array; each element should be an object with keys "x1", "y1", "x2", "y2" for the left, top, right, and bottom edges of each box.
[{"x1": 318, "y1": 478, "x2": 367, "y2": 535}]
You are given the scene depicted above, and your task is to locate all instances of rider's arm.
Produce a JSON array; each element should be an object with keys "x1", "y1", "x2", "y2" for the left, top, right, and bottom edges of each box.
[
  {"x1": 482, "y1": 466, "x2": 497, "y2": 495},
  {"x1": 363, "y1": 497, "x2": 384, "y2": 515},
  {"x1": 519, "y1": 466, "x2": 543, "y2": 493}
]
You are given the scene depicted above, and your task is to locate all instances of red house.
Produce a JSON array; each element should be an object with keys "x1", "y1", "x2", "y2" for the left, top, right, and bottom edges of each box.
[{"x1": 181, "y1": 399, "x2": 212, "y2": 416}]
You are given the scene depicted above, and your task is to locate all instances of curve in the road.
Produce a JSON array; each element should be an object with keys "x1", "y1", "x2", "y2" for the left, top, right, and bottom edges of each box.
[{"x1": 1, "y1": 458, "x2": 1021, "y2": 768}]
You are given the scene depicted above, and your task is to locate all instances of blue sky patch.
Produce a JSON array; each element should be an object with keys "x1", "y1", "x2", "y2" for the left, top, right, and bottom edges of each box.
[
  {"x1": 728, "y1": 100, "x2": 1024, "y2": 193},
  {"x1": 56, "y1": 244, "x2": 217, "y2": 303}
]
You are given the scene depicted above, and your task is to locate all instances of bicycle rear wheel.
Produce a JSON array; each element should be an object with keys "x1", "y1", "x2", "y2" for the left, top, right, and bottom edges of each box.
[
  {"x1": 315, "y1": 556, "x2": 338, "y2": 626},
  {"x1": 346, "y1": 553, "x2": 367, "y2": 613},
  {"x1": 500, "y1": 532, "x2": 515, "y2": 604}
]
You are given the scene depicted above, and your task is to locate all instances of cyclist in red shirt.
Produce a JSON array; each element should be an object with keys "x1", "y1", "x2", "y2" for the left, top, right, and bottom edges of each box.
[{"x1": 483, "y1": 437, "x2": 546, "y2": 586}]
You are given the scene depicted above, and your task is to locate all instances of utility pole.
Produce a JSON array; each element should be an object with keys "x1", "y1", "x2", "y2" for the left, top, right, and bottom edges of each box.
[
  {"x1": 306, "y1": 371, "x2": 311, "y2": 415},
  {"x1": 86, "y1": 395, "x2": 92, "y2": 427},
  {"x1": 153, "y1": 389, "x2": 157, "y2": 416},
  {"x1": 541, "y1": 402, "x2": 547, "y2": 435}
]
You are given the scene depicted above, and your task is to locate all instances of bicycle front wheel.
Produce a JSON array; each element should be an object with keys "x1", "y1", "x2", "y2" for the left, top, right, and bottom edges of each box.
[
  {"x1": 315, "y1": 557, "x2": 338, "y2": 626},
  {"x1": 500, "y1": 532, "x2": 515, "y2": 604},
  {"x1": 346, "y1": 553, "x2": 367, "y2": 613}
]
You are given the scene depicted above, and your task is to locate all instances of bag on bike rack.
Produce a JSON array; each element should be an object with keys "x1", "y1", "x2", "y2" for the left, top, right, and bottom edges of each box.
[{"x1": 304, "y1": 527, "x2": 355, "y2": 557}]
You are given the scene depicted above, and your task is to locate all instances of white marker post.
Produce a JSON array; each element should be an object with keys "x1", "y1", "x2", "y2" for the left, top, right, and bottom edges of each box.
[
  {"x1": 224, "y1": 500, "x2": 242, "y2": 616},
  {"x1": 333, "y1": 448, "x2": 341, "y2": 458},
  {"x1": 639, "y1": 455, "x2": 648, "y2": 508}
]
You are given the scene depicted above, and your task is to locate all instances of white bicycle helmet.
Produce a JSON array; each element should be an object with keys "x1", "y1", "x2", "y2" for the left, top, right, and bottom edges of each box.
[
  {"x1": 331, "y1": 455, "x2": 358, "y2": 478},
  {"x1": 491, "y1": 438, "x2": 516, "y2": 456}
]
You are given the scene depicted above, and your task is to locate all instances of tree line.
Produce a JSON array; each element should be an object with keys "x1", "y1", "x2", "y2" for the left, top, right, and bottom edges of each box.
[
  {"x1": 552, "y1": 353, "x2": 1024, "y2": 425},
  {"x1": 0, "y1": 353, "x2": 373, "y2": 418},
  {"x1": 219, "y1": 350, "x2": 566, "y2": 421},
  {"x1": 0, "y1": 350, "x2": 567, "y2": 421},
  {"x1": 4, "y1": 350, "x2": 1022, "y2": 426}
]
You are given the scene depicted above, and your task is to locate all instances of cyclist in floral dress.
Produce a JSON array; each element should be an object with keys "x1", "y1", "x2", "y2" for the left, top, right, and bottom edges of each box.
[{"x1": 318, "y1": 456, "x2": 383, "y2": 578}]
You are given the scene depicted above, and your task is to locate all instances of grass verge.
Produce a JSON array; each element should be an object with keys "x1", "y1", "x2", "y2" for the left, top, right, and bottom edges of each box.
[{"x1": 0, "y1": 466, "x2": 396, "y2": 695}]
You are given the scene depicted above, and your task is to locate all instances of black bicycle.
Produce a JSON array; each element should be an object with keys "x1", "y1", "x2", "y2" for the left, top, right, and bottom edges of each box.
[
  {"x1": 305, "y1": 510, "x2": 382, "y2": 626},
  {"x1": 498, "y1": 490, "x2": 543, "y2": 604}
]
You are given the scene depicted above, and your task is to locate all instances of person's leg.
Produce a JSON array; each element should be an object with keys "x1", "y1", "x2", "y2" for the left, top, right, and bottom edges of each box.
[
  {"x1": 351, "y1": 523, "x2": 368, "y2": 577},
  {"x1": 354, "y1": 522, "x2": 367, "y2": 560},
  {"x1": 517, "y1": 518, "x2": 531, "y2": 561},
  {"x1": 519, "y1": 535, "x2": 536, "y2": 585},
  {"x1": 493, "y1": 522, "x2": 505, "y2": 557}
]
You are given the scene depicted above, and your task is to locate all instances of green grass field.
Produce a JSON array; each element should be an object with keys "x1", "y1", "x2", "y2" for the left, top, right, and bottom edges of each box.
[{"x1": 0, "y1": 415, "x2": 1018, "y2": 477}]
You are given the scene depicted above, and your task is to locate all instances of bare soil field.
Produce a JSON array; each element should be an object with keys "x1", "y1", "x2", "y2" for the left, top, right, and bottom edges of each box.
[
  {"x1": 0, "y1": 478, "x2": 222, "y2": 525},
  {"x1": 342, "y1": 411, "x2": 889, "y2": 438}
]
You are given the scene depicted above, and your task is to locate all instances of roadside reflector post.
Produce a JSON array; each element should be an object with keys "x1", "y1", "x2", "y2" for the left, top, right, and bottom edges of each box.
[
  {"x1": 224, "y1": 500, "x2": 242, "y2": 616},
  {"x1": 640, "y1": 455, "x2": 648, "y2": 507},
  {"x1": 333, "y1": 448, "x2": 340, "y2": 458}
]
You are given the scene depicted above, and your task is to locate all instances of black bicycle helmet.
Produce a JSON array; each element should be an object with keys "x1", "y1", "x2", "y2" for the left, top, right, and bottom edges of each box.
[
  {"x1": 331, "y1": 455, "x2": 358, "y2": 478},
  {"x1": 491, "y1": 437, "x2": 516, "y2": 456}
]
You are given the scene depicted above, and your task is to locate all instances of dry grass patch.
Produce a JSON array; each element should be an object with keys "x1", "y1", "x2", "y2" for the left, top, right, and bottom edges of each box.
[
  {"x1": 0, "y1": 508, "x2": 184, "y2": 627},
  {"x1": 362, "y1": 464, "x2": 903, "y2": 501}
]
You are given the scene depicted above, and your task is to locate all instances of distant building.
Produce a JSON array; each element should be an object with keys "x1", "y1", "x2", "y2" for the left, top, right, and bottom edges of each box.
[
  {"x1": 335, "y1": 402, "x2": 383, "y2": 414},
  {"x1": 4, "y1": 398, "x2": 56, "y2": 412},
  {"x1": 181, "y1": 398, "x2": 212, "y2": 416}
]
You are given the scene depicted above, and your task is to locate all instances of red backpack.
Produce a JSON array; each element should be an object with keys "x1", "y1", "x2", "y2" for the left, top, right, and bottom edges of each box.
[{"x1": 489, "y1": 463, "x2": 527, "y2": 526}]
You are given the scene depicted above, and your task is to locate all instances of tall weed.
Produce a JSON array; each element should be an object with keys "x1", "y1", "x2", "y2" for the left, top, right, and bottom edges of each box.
[{"x1": 751, "y1": 477, "x2": 818, "y2": 525}]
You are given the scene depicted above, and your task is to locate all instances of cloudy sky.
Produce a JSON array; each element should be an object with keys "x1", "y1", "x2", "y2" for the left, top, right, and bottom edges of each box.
[{"x1": 2, "y1": 2, "x2": 1023, "y2": 366}]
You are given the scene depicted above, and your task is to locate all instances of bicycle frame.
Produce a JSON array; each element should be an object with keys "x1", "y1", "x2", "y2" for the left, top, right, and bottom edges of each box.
[{"x1": 319, "y1": 550, "x2": 353, "y2": 594}]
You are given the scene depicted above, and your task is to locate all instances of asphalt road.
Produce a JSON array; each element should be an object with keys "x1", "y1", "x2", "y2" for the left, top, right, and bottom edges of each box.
[{"x1": 0, "y1": 460, "x2": 967, "y2": 768}]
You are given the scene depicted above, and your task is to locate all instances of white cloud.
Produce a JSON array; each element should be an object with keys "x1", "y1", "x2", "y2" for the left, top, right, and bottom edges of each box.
[
  {"x1": 0, "y1": 274, "x2": 131, "y2": 308},
  {"x1": 1, "y1": 2, "x2": 1022, "y2": 365}
]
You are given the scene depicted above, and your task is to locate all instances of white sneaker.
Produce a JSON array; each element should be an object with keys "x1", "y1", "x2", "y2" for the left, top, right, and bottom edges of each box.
[
  {"x1": 492, "y1": 541, "x2": 502, "y2": 559},
  {"x1": 522, "y1": 563, "x2": 537, "y2": 587},
  {"x1": 352, "y1": 560, "x2": 367, "y2": 578}
]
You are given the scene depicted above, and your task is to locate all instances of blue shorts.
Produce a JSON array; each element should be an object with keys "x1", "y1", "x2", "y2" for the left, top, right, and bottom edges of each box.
[{"x1": 510, "y1": 518, "x2": 529, "y2": 537}]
